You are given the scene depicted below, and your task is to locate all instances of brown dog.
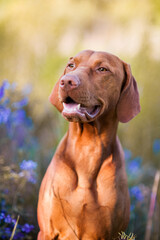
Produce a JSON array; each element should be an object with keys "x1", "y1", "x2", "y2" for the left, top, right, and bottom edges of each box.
[{"x1": 37, "y1": 50, "x2": 140, "y2": 240}]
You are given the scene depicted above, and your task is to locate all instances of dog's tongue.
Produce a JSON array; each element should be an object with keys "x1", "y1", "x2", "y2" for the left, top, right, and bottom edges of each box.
[
  {"x1": 62, "y1": 102, "x2": 101, "y2": 122},
  {"x1": 63, "y1": 102, "x2": 79, "y2": 113},
  {"x1": 63, "y1": 103, "x2": 95, "y2": 114}
]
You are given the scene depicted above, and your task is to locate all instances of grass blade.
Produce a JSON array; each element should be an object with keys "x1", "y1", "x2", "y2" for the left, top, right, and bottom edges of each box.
[
  {"x1": 145, "y1": 171, "x2": 160, "y2": 240},
  {"x1": 9, "y1": 215, "x2": 20, "y2": 240}
]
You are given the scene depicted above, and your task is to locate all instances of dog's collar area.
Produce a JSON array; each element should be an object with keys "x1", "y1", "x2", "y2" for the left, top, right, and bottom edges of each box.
[{"x1": 62, "y1": 97, "x2": 101, "y2": 122}]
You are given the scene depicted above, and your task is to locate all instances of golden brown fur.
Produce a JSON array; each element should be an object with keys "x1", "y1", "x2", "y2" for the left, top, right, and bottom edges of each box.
[{"x1": 37, "y1": 50, "x2": 140, "y2": 240}]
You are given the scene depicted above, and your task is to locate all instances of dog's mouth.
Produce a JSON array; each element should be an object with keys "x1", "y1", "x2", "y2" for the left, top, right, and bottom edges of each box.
[{"x1": 62, "y1": 97, "x2": 102, "y2": 122}]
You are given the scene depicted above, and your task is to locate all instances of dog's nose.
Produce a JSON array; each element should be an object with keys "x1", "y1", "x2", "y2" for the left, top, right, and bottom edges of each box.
[{"x1": 60, "y1": 75, "x2": 80, "y2": 90}]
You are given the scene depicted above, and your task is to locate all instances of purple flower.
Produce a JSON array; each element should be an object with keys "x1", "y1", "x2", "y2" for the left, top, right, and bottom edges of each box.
[
  {"x1": 127, "y1": 157, "x2": 142, "y2": 173},
  {"x1": 19, "y1": 160, "x2": 37, "y2": 184},
  {"x1": 5, "y1": 227, "x2": 11, "y2": 235},
  {"x1": 27, "y1": 172, "x2": 37, "y2": 184},
  {"x1": 12, "y1": 97, "x2": 28, "y2": 109},
  {"x1": 12, "y1": 218, "x2": 17, "y2": 225},
  {"x1": 0, "y1": 85, "x2": 5, "y2": 100},
  {"x1": 21, "y1": 223, "x2": 34, "y2": 233},
  {"x1": 0, "y1": 106, "x2": 11, "y2": 124},
  {"x1": 0, "y1": 80, "x2": 10, "y2": 101},
  {"x1": 0, "y1": 212, "x2": 5, "y2": 220},
  {"x1": 11, "y1": 109, "x2": 26, "y2": 125},
  {"x1": 19, "y1": 170, "x2": 37, "y2": 184},
  {"x1": 4, "y1": 214, "x2": 12, "y2": 224},
  {"x1": 130, "y1": 186, "x2": 144, "y2": 202},
  {"x1": 20, "y1": 160, "x2": 37, "y2": 171},
  {"x1": 14, "y1": 232, "x2": 25, "y2": 240},
  {"x1": 153, "y1": 139, "x2": 160, "y2": 154}
]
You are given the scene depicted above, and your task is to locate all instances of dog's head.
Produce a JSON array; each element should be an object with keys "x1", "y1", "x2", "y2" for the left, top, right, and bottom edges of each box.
[{"x1": 49, "y1": 50, "x2": 140, "y2": 123}]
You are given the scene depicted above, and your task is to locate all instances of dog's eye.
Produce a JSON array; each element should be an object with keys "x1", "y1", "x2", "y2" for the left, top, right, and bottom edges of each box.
[
  {"x1": 67, "y1": 63, "x2": 75, "y2": 69},
  {"x1": 97, "y1": 67, "x2": 109, "y2": 72}
]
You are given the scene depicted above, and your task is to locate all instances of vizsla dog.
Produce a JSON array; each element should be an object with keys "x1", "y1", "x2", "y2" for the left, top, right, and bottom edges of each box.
[{"x1": 37, "y1": 50, "x2": 140, "y2": 240}]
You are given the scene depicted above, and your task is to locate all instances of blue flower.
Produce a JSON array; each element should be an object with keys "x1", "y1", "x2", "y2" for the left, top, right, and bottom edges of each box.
[
  {"x1": 0, "y1": 212, "x2": 5, "y2": 220},
  {"x1": 27, "y1": 172, "x2": 37, "y2": 184},
  {"x1": 4, "y1": 214, "x2": 12, "y2": 224},
  {"x1": 20, "y1": 160, "x2": 37, "y2": 171},
  {"x1": 19, "y1": 169, "x2": 37, "y2": 184},
  {"x1": 14, "y1": 232, "x2": 25, "y2": 240},
  {"x1": 153, "y1": 139, "x2": 160, "y2": 154},
  {"x1": 127, "y1": 157, "x2": 142, "y2": 173},
  {"x1": 0, "y1": 80, "x2": 10, "y2": 101},
  {"x1": 130, "y1": 186, "x2": 144, "y2": 202},
  {"x1": 11, "y1": 109, "x2": 26, "y2": 126},
  {"x1": 0, "y1": 106, "x2": 11, "y2": 124},
  {"x1": 21, "y1": 223, "x2": 34, "y2": 233},
  {"x1": 5, "y1": 227, "x2": 11, "y2": 235},
  {"x1": 19, "y1": 160, "x2": 37, "y2": 184},
  {"x1": 12, "y1": 218, "x2": 17, "y2": 225},
  {"x1": 12, "y1": 97, "x2": 28, "y2": 109}
]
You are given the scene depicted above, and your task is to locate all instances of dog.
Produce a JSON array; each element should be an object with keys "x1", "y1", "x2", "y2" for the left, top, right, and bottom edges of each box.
[{"x1": 37, "y1": 50, "x2": 140, "y2": 240}]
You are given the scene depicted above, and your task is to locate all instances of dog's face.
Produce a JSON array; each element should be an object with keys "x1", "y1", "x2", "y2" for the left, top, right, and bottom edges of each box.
[{"x1": 50, "y1": 50, "x2": 140, "y2": 123}]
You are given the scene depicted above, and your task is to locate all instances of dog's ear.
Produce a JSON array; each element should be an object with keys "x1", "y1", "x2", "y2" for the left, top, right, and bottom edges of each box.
[
  {"x1": 116, "y1": 62, "x2": 140, "y2": 123},
  {"x1": 49, "y1": 78, "x2": 63, "y2": 112}
]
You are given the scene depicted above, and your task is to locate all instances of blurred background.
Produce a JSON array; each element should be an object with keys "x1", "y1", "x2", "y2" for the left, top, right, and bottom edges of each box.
[{"x1": 0, "y1": 0, "x2": 160, "y2": 239}]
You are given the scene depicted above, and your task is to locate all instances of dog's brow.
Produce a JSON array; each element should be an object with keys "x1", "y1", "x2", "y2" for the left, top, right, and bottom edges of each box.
[
  {"x1": 92, "y1": 60, "x2": 103, "y2": 66},
  {"x1": 92, "y1": 59, "x2": 113, "y2": 69},
  {"x1": 71, "y1": 57, "x2": 80, "y2": 64}
]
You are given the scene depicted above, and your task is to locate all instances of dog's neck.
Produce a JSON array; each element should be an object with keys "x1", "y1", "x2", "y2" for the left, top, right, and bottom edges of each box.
[
  {"x1": 67, "y1": 111, "x2": 118, "y2": 151},
  {"x1": 67, "y1": 110, "x2": 118, "y2": 159},
  {"x1": 64, "y1": 111, "x2": 119, "y2": 187}
]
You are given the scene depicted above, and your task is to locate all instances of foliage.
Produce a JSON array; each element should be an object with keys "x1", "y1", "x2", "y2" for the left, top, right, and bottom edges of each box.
[
  {"x1": 124, "y1": 147, "x2": 160, "y2": 239},
  {"x1": 0, "y1": 0, "x2": 160, "y2": 168},
  {"x1": 0, "y1": 81, "x2": 38, "y2": 239},
  {"x1": 118, "y1": 231, "x2": 136, "y2": 240}
]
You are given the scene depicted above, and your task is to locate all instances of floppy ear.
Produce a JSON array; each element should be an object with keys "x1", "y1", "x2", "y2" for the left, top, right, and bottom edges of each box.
[
  {"x1": 49, "y1": 79, "x2": 63, "y2": 112},
  {"x1": 116, "y1": 62, "x2": 140, "y2": 123}
]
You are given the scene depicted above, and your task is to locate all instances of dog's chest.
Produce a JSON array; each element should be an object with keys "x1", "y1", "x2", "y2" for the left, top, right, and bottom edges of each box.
[
  {"x1": 45, "y1": 157, "x2": 117, "y2": 239},
  {"x1": 52, "y1": 153, "x2": 117, "y2": 210}
]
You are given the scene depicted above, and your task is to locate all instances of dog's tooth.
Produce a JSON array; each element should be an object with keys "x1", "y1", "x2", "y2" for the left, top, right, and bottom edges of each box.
[{"x1": 77, "y1": 104, "x2": 81, "y2": 110}]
